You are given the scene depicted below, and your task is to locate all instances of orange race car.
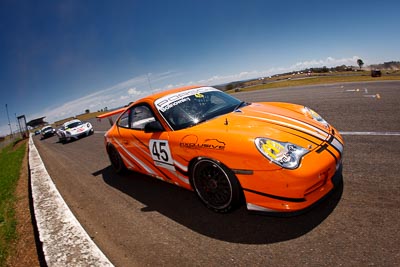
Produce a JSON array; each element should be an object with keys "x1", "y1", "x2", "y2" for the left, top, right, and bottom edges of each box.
[{"x1": 98, "y1": 85, "x2": 344, "y2": 214}]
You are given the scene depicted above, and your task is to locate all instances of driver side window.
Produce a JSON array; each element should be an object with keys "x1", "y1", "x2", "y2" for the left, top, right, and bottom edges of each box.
[
  {"x1": 117, "y1": 105, "x2": 157, "y2": 130},
  {"x1": 129, "y1": 105, "x2": 156, "y2": 130},
  {"x1": 117, "y1": 109, "x2": 130, "y2": 128}
]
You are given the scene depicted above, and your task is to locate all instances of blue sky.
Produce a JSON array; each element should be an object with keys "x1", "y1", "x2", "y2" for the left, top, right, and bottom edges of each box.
[{"x1": 1, "y1": 0, "x2": 399, "y2": 135}]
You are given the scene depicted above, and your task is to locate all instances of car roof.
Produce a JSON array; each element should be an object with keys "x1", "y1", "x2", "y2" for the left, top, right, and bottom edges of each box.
[
  {"x1": 128, "y1": 85, "x2": 205, "y2": 107},
  {"x1": 148, "y1": 85, "x2": 203, "y2": 99},
  {"x1": 97, "y1": 85, "x2": 207, "y2": 119},
  {"x1": 63, "y1": 119, "x2": 81, "y2": 127}
]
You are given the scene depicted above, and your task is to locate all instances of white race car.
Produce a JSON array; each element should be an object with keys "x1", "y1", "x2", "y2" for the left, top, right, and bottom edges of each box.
[
  {"x1": 40, "y1": 125, "x2": 56, "y2": 139},
  {"x1": 57, "y1": 119, "x2": 94, "y2": 143}
]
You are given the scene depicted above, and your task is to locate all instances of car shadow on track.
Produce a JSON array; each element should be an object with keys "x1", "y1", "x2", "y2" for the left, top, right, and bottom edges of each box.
[{"x1": 93, "y1": 166, "x2": 343, "y2": 245}]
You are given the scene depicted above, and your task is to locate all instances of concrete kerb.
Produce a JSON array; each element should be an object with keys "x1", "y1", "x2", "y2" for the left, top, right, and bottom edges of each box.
[{"x1": 28, "y1": 136, "x2": 114, "y2": 266}]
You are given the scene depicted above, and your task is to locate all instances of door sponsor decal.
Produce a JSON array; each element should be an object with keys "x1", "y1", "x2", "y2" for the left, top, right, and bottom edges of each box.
[{"x1": 180, "y1": 135, "x2": 226, "y2": 150}]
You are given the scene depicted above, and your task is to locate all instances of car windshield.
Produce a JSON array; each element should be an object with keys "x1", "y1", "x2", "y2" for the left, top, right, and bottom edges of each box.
[
  {"x1": 42, "y1": 126, "x2": 52, "y2": 131},
  {"x1": 66, "y1": 121, "x2": 82, "y2": 129},
  {"x1": 155, "y1": 87, "x2": 246, "y2": 130}
]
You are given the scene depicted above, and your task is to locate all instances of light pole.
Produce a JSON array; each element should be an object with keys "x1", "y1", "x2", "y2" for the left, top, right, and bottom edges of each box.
[
  {"x1": 5, "y1": 104, "x2": 13, "y2": 136},
  {"x1": 147, "y1": 73, "x2": 153, "y2": 90}
]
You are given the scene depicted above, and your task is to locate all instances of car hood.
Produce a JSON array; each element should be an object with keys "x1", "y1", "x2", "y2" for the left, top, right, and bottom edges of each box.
[
  {"x1": 66, "y1": 124, "x2": 89, "y2": 132},
  {"x1": 194, "y1": 102, "x2": 336, "y2": 149}
]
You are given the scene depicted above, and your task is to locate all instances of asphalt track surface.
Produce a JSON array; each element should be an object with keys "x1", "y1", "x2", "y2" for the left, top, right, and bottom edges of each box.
[{"x1": 33, "y1": 81, "x2": 400, "y2": 266}]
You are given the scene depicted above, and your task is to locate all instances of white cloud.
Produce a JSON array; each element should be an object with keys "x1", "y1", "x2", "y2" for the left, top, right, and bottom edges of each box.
[
  {"x1": 26, "y1": 71, "x2": 185, "y2": 125},
  {"x1": 127, "y1": 87, "x2": 141, "y2": 95},
  {"x1": 291, "y1": 56, "x2": 360, "y2": 69},
  {"x1": 0, "y1": 56, "x2": 363, "y2": 134},
  {"x1": 192, "y1": 56, "x2": 362, "y2": 86}
]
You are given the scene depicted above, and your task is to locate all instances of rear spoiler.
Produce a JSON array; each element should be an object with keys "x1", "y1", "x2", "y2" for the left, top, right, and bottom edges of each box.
[{"x1": 96, "y1": 107, "x2": 126, "y2": 126}]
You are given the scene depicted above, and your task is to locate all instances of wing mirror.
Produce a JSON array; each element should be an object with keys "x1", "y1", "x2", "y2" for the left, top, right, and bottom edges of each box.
[{"x1": 144, "y1": 121, "x2": 164, "y2": 133}]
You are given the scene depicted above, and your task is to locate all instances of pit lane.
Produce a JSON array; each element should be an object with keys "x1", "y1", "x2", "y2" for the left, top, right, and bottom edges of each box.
[{"x1": 33, "y1": 81, "x2": 400, "y2": 266}]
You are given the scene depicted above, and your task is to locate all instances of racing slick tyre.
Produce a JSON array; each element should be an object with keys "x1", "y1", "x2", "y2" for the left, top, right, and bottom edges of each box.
[
  {"x1": 190, "y1": 158, "x2": 242, "y2": 213},
  {"x1": 107, "y1": 144, "x2": 127, "y2": 174}
]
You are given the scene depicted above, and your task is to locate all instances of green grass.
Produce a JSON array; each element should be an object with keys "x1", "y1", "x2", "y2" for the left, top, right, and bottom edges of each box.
[
  {"x1": 227, "y1": 72, "x2": 400, "y2": 93},
  {"x1": 0, "y1": 140, "x2": 26, "y2": 266}
]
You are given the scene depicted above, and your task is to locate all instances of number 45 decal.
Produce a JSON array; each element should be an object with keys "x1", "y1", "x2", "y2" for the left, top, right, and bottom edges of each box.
[{"x1": 149, "y1": 139, "x2": 175, "y2": 170}]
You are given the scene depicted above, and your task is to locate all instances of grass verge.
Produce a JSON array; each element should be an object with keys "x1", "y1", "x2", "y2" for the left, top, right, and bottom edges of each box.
[
  {"x1": 0, "y1": 139, "x2": 27, "y2": 266},
  {"x1": 228, "y1": 73, "x2": 400, "y2": 93}
]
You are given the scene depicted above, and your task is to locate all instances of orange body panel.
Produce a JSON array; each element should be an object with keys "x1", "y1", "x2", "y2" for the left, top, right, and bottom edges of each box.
[{"x1": 103, "y1": 85, "x2": 344, "y2": 214}]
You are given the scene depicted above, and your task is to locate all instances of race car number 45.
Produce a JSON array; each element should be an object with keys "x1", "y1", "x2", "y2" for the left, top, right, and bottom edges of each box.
[{"x1": 149, "y1": 139, "x2": 175, "y2": 170}]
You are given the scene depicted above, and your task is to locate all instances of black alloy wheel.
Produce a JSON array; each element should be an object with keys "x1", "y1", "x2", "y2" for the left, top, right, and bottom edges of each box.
[
  {"x1": 190, "y1": 158, "x2": 241, "y2": 213},
  {"x1": 108, "y1": 144, "x2": 127, "y2": 174}
]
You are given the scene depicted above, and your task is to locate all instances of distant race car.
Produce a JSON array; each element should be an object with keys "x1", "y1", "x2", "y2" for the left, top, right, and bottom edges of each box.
[
  {"x1": 56, "y1": 119, "x2": 94, "y2": 143},
  {"x1": 40, "y1": 125, "x2": 55, "y2": 139},
  {"x1": 98, "y1": 85, "x2": 344, "y2": 214}
]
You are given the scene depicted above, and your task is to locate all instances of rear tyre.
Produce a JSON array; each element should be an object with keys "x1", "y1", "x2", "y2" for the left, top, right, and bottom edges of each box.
[
  {"x1": 107, "y1": 144, "x2": 127, "y2": 174},
  {"x1": 190, "y1": 158, "x2": 242, "y2": 213}
]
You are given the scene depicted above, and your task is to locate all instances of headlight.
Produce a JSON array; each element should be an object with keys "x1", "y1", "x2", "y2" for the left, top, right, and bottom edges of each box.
[
  {"x1": 303, "y1": 107, "x2": 328, "y2": 127},
  {"x1": 255, "y1": 138, "x2": 309, "y2": 169}
]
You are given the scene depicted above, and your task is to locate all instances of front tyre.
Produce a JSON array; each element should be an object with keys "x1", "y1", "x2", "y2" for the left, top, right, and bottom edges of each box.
[
  {"x1": 107, "y1": 144, "x2": 127, "y2": 174},
  {"x1": 190, "y1": 158, "x2": 242, "y2": 213}
]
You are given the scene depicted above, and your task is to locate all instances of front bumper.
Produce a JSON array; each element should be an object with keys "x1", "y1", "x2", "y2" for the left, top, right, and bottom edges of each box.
[
  {"x1": 69, "y1": 128, "x2": 94, "y2": 139},
  {"x1": 42, "y1": 132, "x2": 54, "y2": 138},
  {"x1": 245, "y1": 163, "x2": 343, "y2": 216}
]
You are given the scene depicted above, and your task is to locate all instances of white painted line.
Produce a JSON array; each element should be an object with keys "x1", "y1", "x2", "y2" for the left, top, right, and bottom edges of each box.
[
  {"x1": 29, "y1": 136, "x2": 114, "y2": 267},
  {"x1": 340, "y1": 131, "x2": 400, "y2": 136},
  {"x1": 363, "y1": 94, "x2": 379, "y2": 98}
]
